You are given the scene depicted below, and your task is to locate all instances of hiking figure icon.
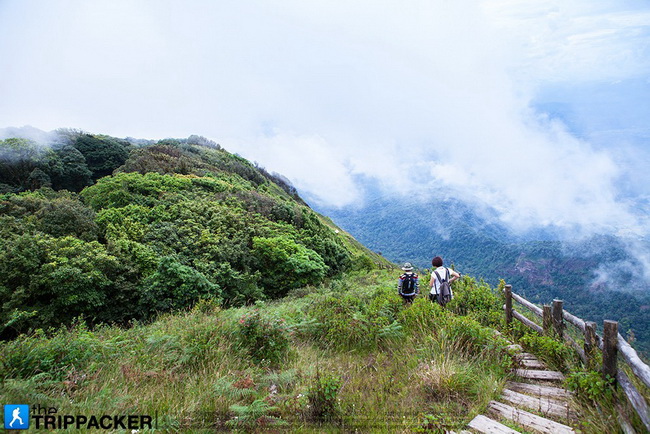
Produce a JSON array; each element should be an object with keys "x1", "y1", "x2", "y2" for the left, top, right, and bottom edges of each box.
[
  {"x1": 4, "y1": 405, "x2": 29, "y2": 429},
  {"x1": 10, "y1": 407, "x2": 24, "y2": 427}
]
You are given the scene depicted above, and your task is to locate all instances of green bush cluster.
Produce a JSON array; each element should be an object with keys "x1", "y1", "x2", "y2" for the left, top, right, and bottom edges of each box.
[
  {"x1": 518, "y1": 332, "x2": 574, "y2": 371},
  {"x1": 252, "y1": 235, "x2": 328, "y2": 298},
  {"x1": 441, "y1": 315, "x2": 501, "y2": 354},
  {"x1": 307, "y1": 372, "x2": 342, "y2": 422},
  {"x1": 397, "y1": 297, "x2": 445, "y2": 335},
  {"x1": 0, "y1": 321, "x2": 101, "y2": 380},
  {"x1": 0, "y1": 134, "x2": 132, "y2": 194},
  {"x1": 565, "y1": 370, "x2": 614, "y2": 403},
  {"x1": 237, "y1": 309, "x2": 291, "y2": 366},
  {"x1": 306, "y1": 291, "x2": 402, "y2": 351},
  {"x1": 0, "y1": 137, "x2": 380, "y2": 335},
  {"x1": 447, "y1": 277, "x2": 502, "y2": 327}
]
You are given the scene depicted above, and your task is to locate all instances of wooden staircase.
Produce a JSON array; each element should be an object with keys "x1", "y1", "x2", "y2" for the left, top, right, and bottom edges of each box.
[{"x1": 464, "y1": 345, "x2": 577, "y2": 433}]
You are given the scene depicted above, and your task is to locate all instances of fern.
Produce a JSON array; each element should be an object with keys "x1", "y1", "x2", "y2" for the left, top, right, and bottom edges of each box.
[{"x1": 225, "y1": 399, "x2": 286, "y2": 429}]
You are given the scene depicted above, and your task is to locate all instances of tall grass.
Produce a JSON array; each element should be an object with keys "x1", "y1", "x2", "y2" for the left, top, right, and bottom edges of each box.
[{"x1": 0, "y1": 271, "x2": 525, "y2": 431}]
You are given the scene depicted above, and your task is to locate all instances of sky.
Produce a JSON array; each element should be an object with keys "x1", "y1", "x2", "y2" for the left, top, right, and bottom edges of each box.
[{"x1": 1, "y1": 0, "x2": 649, "y2": 240}]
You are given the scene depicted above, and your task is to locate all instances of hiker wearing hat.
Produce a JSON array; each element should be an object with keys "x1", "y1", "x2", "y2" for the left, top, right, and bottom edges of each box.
[
  {"x1": 397, "y1": 262, "x2": 419, "y2": 304},
  {"x1": 429, "y1": 256, "x2": 461, "y2": 306}
]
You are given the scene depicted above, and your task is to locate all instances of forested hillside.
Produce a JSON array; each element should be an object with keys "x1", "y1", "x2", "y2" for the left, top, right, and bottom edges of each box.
[
  {"x1": 319, "y1": 192, "x2": 650, "y2": 356},
  {"x1": 0, "y1": 131, "x2": 388, "y2": 338}
]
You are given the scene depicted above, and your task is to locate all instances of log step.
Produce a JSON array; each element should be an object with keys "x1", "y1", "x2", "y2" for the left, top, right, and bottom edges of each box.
[
  {"x1": 514, "y1": 369, "x2": 565, "y2": 381},
  {"x1": 518, "y1": 358, "x2": 547, "y2": 369},
  {"x1": 515, "y1": 352, "x2": 538, "y2": 360},
  {"x1": 501, "y1": 389, "x2": 570, "y2": 419},
  {"x1": 489, "y1": 401, "x2": 575, "y2": 434},
  {"x1": 506, "y1": 381, "x2": 573, "y2": 399},
  {"x1": 506, "y1": 344, "x2": 523, "y2": 353},
  {"x1": 468, "y1": 414, "x2": 520, "y2": 433}
]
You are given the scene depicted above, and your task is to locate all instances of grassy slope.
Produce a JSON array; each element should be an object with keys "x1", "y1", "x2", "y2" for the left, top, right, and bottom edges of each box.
[
  {"x1": 1, "y1": 271, "x2": 515, "y2": 432},
  {"x1": 2, "y1": 272, "x2": 647, "y2": 433}
]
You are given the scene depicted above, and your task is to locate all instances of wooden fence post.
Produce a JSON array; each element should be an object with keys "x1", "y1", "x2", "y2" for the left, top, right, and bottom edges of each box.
[
  {"x1": 543, "y1": 305, "x2": 552, "y2": 335},
  {"x1": 552, "y1": 299, "x2": 564, "y2": 338},
  {"x1": 584, "y1": 321, "x2": 598, "y2": 370},
  {"x1": 504, "y1": 285, "x2": 512, "y2": 326},
  {"x1": 603, "y1": 320, "x2": 618, "y2": 382}
]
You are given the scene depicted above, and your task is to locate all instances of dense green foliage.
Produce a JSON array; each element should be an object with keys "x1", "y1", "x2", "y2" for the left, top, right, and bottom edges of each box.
[
  {"x1": 237, "y1": 308, "x2": 291, "y2": 366},
  {"x1": 0, "y1": 132, "x2": 385, "y2": 336}
]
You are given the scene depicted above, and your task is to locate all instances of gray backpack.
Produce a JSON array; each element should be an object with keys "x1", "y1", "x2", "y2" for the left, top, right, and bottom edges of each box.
[{"x1": 433, "y1": 268, "x2": 452, "y2": 306}]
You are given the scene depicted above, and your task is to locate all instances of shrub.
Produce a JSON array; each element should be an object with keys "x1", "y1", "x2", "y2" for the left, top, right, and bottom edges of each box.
[
  {"x1": 72, "y1": 134, "x2": 130, "y2": 180},
  {"x1": 447, "y1": 277, "x2": 501, "y2": 327},
  {"x1": 252, "y1": 235, "x2": 328, "y2": 297},
  {"x1": 397, "y1": 297, "x2": 445, "y2": 336},
  {"x1": 0, "y1": 321, "x2": 101, "y2": 380},
  {"x1": 519, "y1": 333, "x2": 574, "y2": 371},
  {"x1": 367, "y1": 289, "x2": 403, "y2": 323},
  {"x1": 142, "y1": 257, "x2": 222, "y2": 313},
  {"x1": 307, "y1": 294, "x2": 389, "y2": 351},
  {"x1": 0, "y1": 235, "x2": 125, "y2": 331},
  {"x1": 307, "y1": 372, "x2": 342, "y2": 422},
  {"x1": 237, "y1": 309, "x2": 291, "y2": 366},
  {"x1": 565, "y1": 370, "x2": 614, "y2": 403},
  {"x1": 430, "y1": 315, "x2": 507, "y2": 365}
]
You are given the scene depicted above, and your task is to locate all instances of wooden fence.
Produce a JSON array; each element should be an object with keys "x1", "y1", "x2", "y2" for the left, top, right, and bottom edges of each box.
[{"x1": 503, "y1": 284, "x2": 650, "y2": 432}]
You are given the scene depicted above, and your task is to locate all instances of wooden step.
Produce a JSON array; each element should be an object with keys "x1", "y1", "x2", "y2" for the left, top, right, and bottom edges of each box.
[
  {"x1": 506, "y1": 381, "x2": 573, "y2": 400},
  {"x1": 515, "y1": 352, "x2": 537, "y2": 360},
  {"x1": 468, "y1": 414, "x2": 520, "y2": 433},
  {"x1": 518, "y1": 358, "x2": 546, "y2": 369},
  {"x1": 506, "y1": 344, "x2": 523, "y2": 353},
  {"x1": 488, "y1": 401, "x2": 575, "y2": 434},
  {"x1": 501, "y1": 389, "x2": 570, "y2": 419},
  {"x1": 513, "y1": 369, "x2": 565, "y2": 381}
]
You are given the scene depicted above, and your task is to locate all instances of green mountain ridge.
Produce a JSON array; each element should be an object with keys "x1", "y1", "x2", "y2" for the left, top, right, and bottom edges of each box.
[{"x1": 0, "y1": 131, "x2": 389, "y2": 337}]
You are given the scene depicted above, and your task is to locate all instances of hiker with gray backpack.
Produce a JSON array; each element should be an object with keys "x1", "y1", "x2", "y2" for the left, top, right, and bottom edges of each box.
[{"x1": 429, "y1": 256, "x2": 461, "y2": 306}]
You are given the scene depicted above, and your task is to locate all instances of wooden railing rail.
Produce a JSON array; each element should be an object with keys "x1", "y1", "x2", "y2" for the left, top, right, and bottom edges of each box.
[{"x1": 503, "y1": 284, "x2": 650, "y2": 431}]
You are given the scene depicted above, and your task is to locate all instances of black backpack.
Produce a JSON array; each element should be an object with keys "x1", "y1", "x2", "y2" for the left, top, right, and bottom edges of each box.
[
  {"x1": 400, "y1": 273, "x2": 417, "y2": 296},
  {"x1": 433, "y1": 268, "x2": 452, "y2": 305}
]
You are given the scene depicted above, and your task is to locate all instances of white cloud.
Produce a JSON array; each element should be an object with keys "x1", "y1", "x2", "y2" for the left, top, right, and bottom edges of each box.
[
  {"x1": 1, "y1": 0, "x2": 649, "y2": 239},
  {"x1": 232, "y1": 131, "x2": 361, "y2": 208}
]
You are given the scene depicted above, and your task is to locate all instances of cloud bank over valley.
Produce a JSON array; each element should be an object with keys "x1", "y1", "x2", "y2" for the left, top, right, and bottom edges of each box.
[{"x1": 1, "y1": 0, "x2": 649, "y2": 251}]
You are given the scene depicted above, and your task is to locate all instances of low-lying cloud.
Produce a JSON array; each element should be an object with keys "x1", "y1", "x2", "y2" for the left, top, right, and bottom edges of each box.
[
  {"x1": 224, "y1": 0, "x2": 650, "y2": 242},
  {"x1": 1, "y1": 1, "x2": 649, "y2": 243}
]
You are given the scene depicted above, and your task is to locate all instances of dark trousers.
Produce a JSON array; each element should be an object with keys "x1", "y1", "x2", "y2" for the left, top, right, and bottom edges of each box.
[{"x1": 401, "y1": 294, "x2": 416, "y2": 304}]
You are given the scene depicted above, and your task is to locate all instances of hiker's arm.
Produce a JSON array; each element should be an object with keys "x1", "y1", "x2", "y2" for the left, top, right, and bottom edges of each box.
[
  {"x1": 449, "y1": 270, "x2": 461, "y2": 283},
  {"x1": 429, "y1": 274, "x2": 435, "y2": 288}
]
